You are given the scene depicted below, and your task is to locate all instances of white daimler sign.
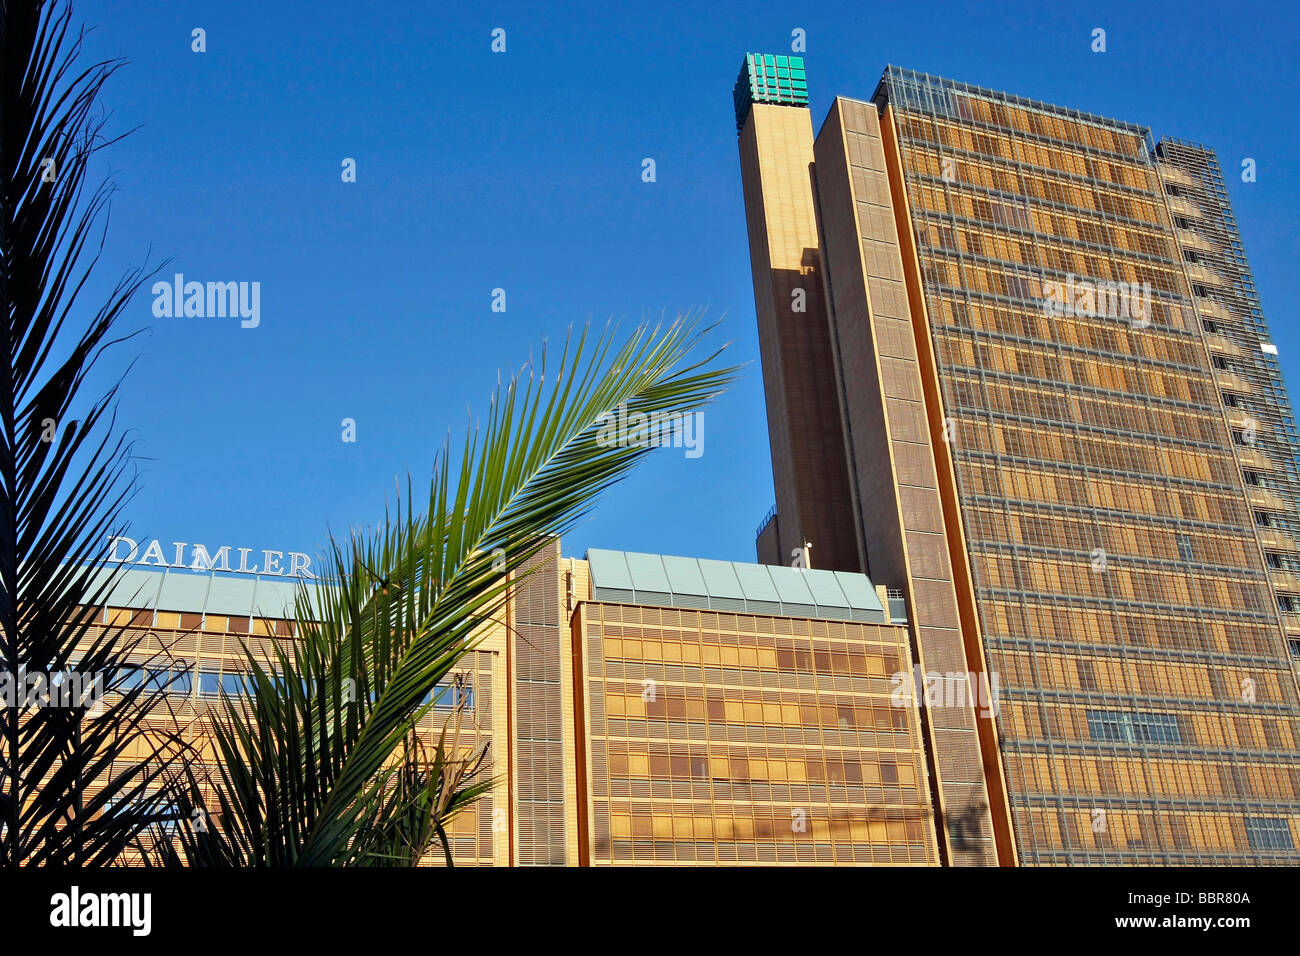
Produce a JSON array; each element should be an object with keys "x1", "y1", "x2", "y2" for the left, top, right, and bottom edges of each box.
[{"x1": 105, "y1": 536, "x2": 313, "y2": 578}]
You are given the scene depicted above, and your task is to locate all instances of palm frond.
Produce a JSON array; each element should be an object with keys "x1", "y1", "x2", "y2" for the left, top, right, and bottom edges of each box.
[{"x1": 182, "y1": 317, "x2": 736, "y2": 866}]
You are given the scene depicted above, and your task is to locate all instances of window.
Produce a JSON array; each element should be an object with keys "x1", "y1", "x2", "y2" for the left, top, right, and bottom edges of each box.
[
  {"x1": 1086, "y1": 711, "x2": 1129, "y2": 742},
  {"x1": 1131, "y1": 713, "x2": 1181, "y2": 744},
  {"x1": 104, "y1": 797, "x2": 184, "y2": 837},
  {"x1": 1087, "y1": 710, "x2": 1181, "y2": 745},
  {"x1": 1005, "y1": 273, "x2": 1034, "y2": 300},
  {"x1": 427, "y1": 680, "x2": 474, "y2": 711},
  {"x1": 145, "y1": 669, "x2": 191, "y2": 695},
  {"x1": 1244, "y1": 817, "x2": 1295, "y2": 851},
  {"x1": 837, "y1": 704, "x2": 855, "y2": 729},
  {"x1": 198, "y1": 671, "x2": 248, "y2": 696},
  {"x1": 113, "y1": 667, "x2": 144, "y2": 692},
  {"x1": 1177, "y1": 535, "x2": 1194, "y2": 562},
  {"x1": 222, "y1": 674, "x2": 247, "y2": 695},
  {"x1": 1076, "y1": 660, "x2": 1099, "y2": 691}
]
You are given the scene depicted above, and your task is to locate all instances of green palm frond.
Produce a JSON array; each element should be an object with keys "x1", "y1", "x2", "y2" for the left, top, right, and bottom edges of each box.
[{"x1": 176, "y1": 318, "x2": 736, "y2": 866}]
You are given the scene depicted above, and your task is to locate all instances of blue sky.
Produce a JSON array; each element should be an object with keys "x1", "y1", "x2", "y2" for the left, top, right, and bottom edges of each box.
[{"x1": 72, "y1": 0, "x2": 1299, "y2": 567}]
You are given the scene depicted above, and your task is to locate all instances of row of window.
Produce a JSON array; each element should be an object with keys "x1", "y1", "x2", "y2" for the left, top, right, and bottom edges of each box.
[
  {"x1": 1005, "y1": 748, "x2": 1300, "y2": 804},
  {"x1": 106, "y1": 667, "x2": 474, "y2": 710},
  {"x1": 1244, "y1": 817, "x2": 1294, "y2": 851},
  {"x1": 934, "y1": 293, "x2": 1206, "y2": 372},
  {"x1": 958, "y1": 461, "x2": 1252, "y2": 541},
  {"x1": 1086, "y1": 709, "x2": 1182, "y2": 745},
  {"x1": 955, "y1": 418, "x2": 1239, "y2": 490},
  {"x1": 1016, "y1": 804, "x2": 1296, "y2": 855},
  {"x1": 889, "y1": 76, "x2": 1145, "y2": 160},
  {"x1": 987, "y1": 601, "x2": 1281, "y2": 660},
  {"x1": 898, "y1": 121, "x2": 1156, "y2": 219}
]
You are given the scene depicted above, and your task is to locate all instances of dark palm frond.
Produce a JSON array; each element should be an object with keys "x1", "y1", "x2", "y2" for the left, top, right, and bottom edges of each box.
[
  {"x1": 1, "y1": 0, "x2": 196, "y2": 866},
  {"x1": 174, "y1": 317, "x2": 736, "y2": 866},
  {"x1": 350, "y1": 706, "x2": 494, "y2": 868}
]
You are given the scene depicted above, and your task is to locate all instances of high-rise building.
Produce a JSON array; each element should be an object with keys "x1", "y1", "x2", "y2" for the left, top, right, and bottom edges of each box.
[{"x1": 735, "y1": 56, "x2": 1300, "y2": 865}]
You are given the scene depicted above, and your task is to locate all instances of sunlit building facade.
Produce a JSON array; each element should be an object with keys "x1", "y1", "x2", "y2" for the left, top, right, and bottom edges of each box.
[
  {"x1": 76, "y1": 539, "x2": 938, "y2": 866},
  {"x1": 77, "y1": 563, "x2": 508, "y2": 866},
  {"x1": 565, "y1": 549, "x2": 934, "y2": 865},
  {"x1": 736, "y1": 55, "x2": 1300, "y2": 865}
]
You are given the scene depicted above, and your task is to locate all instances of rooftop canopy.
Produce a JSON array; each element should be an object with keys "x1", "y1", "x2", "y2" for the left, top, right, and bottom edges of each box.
[
  {"x1": 586, "y1": 548, "x2": 897, "y2": 624},
  {"x1": 81, "y1": 565, "x2": 319, "y2": 620}
]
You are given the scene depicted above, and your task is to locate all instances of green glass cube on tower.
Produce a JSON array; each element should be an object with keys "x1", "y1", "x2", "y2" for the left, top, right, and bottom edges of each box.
[{"x1": 733, "y1": 54, "x2": 809, "y2": 129}]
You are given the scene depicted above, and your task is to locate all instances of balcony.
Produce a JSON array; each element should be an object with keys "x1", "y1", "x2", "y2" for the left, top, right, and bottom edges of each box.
[
  {"x1": 1248, "y1": 487, "x2": 1291, "y2": 513},
  {"x1": 1159, "y1": 163, "x2": 1199, "y2": 188},
  {"x1": 1215, "y1": 370, "x2": 1252, "y2": 395},
  {"x1": 1186, "y1": 264, "x2": 1227, "y2": 288},
  {"x1": 1167, "y1": 195, "x2": 1202, "y2": 219},
  {"x1": 1225, "y1": 407, "x2": 1264, "y2": 434},
  {"x1": 1270, "y1": 569, "x2": 1300, "y2": 595},
  {"x1": 1235, "y1": 446, "x2": 1274, "y2": 472},
  {"x1": 1258, "y1": 528, "x2": 1298, "y2": 552},
  {"x1": 1177, "y1": 228, "x2": 1217, "y2": 254},
  {"x1": 1205, "y1": 333, "x2": 1244, "y2": 358},
  {"x1": 1196, "y1": 297, "x2": 1235, "y2": 323}
]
